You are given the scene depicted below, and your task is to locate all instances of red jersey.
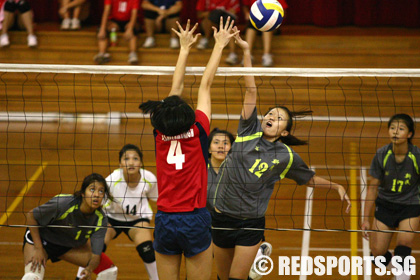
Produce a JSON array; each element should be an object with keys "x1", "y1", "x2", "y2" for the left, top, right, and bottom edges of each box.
[
  {"x1": 196, "y1": 0, "x2": 240, "y2": 13},
  {"x1": 105, "y1": 0, "x2": 139, "y2": 21},
  {"x1": 154, "y1": 110, "x2": 210, "y2": 212},
  {"x1": 242, "y1": 0, "x2": 287, "y2": 8}
]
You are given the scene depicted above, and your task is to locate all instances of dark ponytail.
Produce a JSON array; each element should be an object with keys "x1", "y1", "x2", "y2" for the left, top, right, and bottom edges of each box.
[{"x1": 139, "y1": 95, "x2": 195, "y2": 136}]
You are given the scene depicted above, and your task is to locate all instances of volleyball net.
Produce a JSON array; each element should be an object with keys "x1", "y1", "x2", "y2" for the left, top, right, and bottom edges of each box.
[{"x1": 1, "y1": 64, "x2": 420, "y2": 236}]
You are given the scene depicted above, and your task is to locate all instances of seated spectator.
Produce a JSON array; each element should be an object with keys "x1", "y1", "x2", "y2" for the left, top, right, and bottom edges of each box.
[
  {"x1": 196, "y1": 0, "x2": 240, "y2": 65},
  {"x1": 0, "y1": 0, "x2": 37, "y2": 47},
  {"x1": 59, "y1": 0, "x2": 90, "y2": 30},
  {"x1": 243, "y1": 0, "x2": 287, "y2": 67},
  {"x1": 94, "y1": 0, "x2": 140, "y2": 64},
  {"x1": 141, "y1": 0, "x2": 182, "y2": 49}
]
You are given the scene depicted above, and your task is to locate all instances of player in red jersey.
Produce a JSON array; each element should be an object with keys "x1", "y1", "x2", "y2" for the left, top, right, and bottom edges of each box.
[
  {"x1": 139, "y1": 18, "x2": 238, "y2": 280},
  {"x1": 94, "y1": 0, "x2": 140, "y2": 64}
]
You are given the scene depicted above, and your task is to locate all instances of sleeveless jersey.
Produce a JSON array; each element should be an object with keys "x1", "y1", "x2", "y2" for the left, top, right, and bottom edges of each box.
[
  {"x1": 104, "y1": 168, "x2": 158, "y2": 221},
  {"x1": 154, "y1": 110, "x2": 210, "y2": 212}
]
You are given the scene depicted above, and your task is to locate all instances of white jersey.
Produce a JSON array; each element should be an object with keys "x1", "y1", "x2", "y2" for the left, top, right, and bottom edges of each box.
[{"x1": 104, "y1": 168, "x2": 158, "y2": 222}]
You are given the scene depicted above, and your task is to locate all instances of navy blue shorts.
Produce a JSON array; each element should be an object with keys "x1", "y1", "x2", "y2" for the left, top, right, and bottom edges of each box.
[
  {"x1": 23, "y1": 229, "x2": 72, "y2": 263},
  {"x1": 153, "y1": 208, "x2": 211, "y2": 257}
]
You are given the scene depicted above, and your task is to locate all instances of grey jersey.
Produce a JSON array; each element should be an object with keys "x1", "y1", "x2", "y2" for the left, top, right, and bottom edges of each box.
[
  {"x1": 214, "y1": 108, "x2": 315, "y2": 219},
  {"x1": 370, "y1": 143, "x2": 420, "y2": 205},
  {"x1": 33, "y1": 195, "x2": 107, "y2": 255},
  {"x1": 206, "y1": 162, "x2": 218, "y2": 211}
]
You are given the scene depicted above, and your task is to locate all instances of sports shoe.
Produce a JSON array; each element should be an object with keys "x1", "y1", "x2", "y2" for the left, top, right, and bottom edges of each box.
[
  {"x1": 27, "y1": 34, "x2": 38, "y2": 47},
  {"x1": 71, "y1": 18, "x2": 81, "y2": 30},
  {"x1": 262, "y1": 53, "x2": 274, "y2": 67},
  {"x1": 170, "y1": 37, "x2": 180, "y2": 49},
  {"x1": 0, "y1": 33, "x2": 10, "y2": 47},
  {"x1": 249, "y1": 242, "x2": 273, "y2": 280},
  {"x1": 93, "y1": 52, "x2": 111, "y2": 64},
  {"x1": 225, "y1": 52, "x2": 239, "y2": 65},
  {"x1": 128, "y1": 52, "x2": 138, "y2": 64},
  {"x1": 142, "y1": 37, "x2": 156, "y2": 48},
  {"x1": 61, "y1": 18, "x2": 71, "y2": 30},
  {"x1": 196, "y1": 37, "x2": 209, "y2": 50}
]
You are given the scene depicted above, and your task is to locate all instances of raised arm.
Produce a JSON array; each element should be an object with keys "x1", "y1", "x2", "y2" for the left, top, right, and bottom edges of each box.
[
  {"x1": 169, "y1": 20, "x2": 200, "y2": 97},
  {"x1": 196, "y1": 17, "x2": 239, "y2": 120},
  {"x1": 232, "y1": 27, "x2": 257, "y2": 120}
]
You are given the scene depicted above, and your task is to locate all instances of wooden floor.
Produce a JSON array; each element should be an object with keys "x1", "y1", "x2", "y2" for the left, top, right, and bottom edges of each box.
[{"x1": 1, "y1": 23, "x2": 420, "y2": 279}]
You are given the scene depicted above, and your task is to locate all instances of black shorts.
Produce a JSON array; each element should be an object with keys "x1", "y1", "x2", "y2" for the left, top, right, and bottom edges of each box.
[
  {"x1": 211, "y1": 210, "x2": 265, "y2": 248},
  {"x1": 143, "y1": 10, "x2": 180, "y2": 20},
  {"x1": 4, "y1": 0, "x2": 31, "y2": 13},
  {"x1": 107, "y1": 19, "x2": 140, "y2": 35},
  {"x1": 375, "y1": 198, "x2": 420, "y2": 228},
  {"x1": 208, "y1": 9, "x2": 237, "y2": 25},
  {"x1": 23, "y1": 229, "x2": 72, "y2": 263},
  {"x1": 108, "y1": 217, "x2": 150, "y2": 241}
]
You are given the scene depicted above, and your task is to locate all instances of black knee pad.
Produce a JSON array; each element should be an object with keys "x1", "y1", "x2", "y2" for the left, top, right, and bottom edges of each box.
[
  {"x1": 371, "y1": 251, "x2": 392, "y2": 267},
  {"x1": 136, "y1": 241, "x2": 155, "y2": 264},
  {"x1": 394, "y1": 245, "x2": 412, "y2": 266},
  {"x1": 17, "y1": 0, "x2": 32, "y2": 14}
]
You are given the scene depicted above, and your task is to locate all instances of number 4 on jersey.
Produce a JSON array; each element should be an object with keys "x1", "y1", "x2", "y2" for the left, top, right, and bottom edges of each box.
[{"x1": 167, "y1": 140, "x2": 185, "y2": 170}]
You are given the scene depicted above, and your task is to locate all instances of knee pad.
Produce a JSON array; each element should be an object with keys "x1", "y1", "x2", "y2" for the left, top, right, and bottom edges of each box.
[
  {"x1": 136, "y1": 241, "x2": 156, "y2": 264},
  {"x1": 22, "y1": 263, "x2": 44, "y2": 280},
  {"x1": 96, "y1": 266, "x2": 118, "y2": 280},
  {"x1": 394, "y1": 245, "x2": 412, "y2": 266},
  {"x1": 93, "y1": 253, "x2": 114, "y2": 275},
  {"x1": 17, "y1": 0, "x2": 32, "y2": 13},
  {"x1": 371, "y1": 251, "x2": 392, "y2": 267}
]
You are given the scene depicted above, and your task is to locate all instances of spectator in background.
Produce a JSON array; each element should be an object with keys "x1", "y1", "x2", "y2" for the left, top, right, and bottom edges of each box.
[
  {"x1": 94, "y1": 0, "x2": 140, "y2": 64},
  {"x1": 59, "y1": 0, "x2": 90, "y2": 30},
  {"x1": 195, "y1": 0, "x2": 240, "y2": 65},
  {"x1": 0, "y1": 0, "x2": 37, "y2": 47},
  {"x1": 242, "y1": 0, "x2": 287, "y2": 67},
  {"x1": 141, "y1": 0, "x2": 182, "y2": 49}
]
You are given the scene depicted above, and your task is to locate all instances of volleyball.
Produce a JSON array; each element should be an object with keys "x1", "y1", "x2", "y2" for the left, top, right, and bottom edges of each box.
[{"x1": 250, "y1": 0, "x2": 284, "y2": 32}]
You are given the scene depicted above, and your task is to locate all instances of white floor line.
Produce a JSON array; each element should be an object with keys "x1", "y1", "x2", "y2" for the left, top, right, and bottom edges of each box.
[{"x1": 300, "y1": 166, "x2": 315, "y2": 280}]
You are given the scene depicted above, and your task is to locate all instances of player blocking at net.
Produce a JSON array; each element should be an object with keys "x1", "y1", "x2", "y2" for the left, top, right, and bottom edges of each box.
[
  {"x1": 21, "y1": 173, "x2": 118, "y2": 280},
  {"x1": 211, "y1": 28, "x2": 352, "y2": 280},
  {"x1": 139, "y1": 18, "x2": 238, "y2": 280}
]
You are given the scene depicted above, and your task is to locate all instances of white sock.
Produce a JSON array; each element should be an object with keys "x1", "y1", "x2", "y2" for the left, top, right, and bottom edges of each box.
[
  {"x1": 255, "y1": 247, "x2": 263, "y2": 260},
  {"x1": 76, "y1": 266, "x2": 85, "y2": 278},
  {"x1": 144, "y1": 261, "x2": 159, "y2": 280}
]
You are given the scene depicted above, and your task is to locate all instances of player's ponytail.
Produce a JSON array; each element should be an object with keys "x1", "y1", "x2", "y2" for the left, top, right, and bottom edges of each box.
[{"x1": 139, "y1": 96, "x2": 195, "y2": 136}]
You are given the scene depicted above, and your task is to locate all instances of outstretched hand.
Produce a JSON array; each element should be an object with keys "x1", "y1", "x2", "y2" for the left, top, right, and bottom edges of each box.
[
  {"x1": 232, "y1": 26, "x2": 249, "y2": 50},
  {"x1": 172, "y1": 19, "x2": 200, "y2": 50},
  {"x1": 212, "y1": 16, "x2": 240, "y2": 48}
]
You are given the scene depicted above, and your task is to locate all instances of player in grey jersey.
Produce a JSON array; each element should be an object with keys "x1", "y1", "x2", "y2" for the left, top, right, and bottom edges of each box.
[
  {"x1": 211, "y1": 29, "x2": 351, "y2": 280},
  {"x1": 22, "y1": 173, "x2": 118, "y2": 280},
  {"x1": 362, "y1": 114, "x2": 420, "y2": 280}
]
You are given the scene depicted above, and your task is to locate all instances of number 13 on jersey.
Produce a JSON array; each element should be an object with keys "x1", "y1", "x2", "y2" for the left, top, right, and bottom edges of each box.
[{"x1": 167, "y1": 140, "x2": 185, "y2": 170}]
